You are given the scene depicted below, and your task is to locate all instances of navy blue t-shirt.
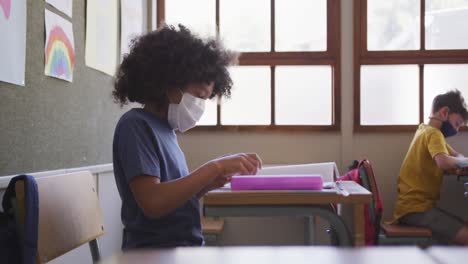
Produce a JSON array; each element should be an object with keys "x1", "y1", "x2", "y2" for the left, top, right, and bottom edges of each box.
[{"x1": 112, "y1": 108, "x2": 203, "y2": 249}]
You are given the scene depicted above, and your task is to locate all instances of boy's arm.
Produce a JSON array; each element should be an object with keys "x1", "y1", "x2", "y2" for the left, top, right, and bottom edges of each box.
[
  {"x1": 196, "y1": 176, "x2": 231, "y2": 199},
  {"x1": 130, "y1": 162, "x2": 221, "y2": 219},
  {"x1": 447, "y1": 145, "x2": 464, "y2": 158},
  {"x1": 428, "y1": 133, "x2": 466, "y2": 171},
  {"x1": 130, "y1": 153, "x2": 261, "y2": 219},
  {"x1": 434, "y1": 153, "x2": 468, "y2": 171}
]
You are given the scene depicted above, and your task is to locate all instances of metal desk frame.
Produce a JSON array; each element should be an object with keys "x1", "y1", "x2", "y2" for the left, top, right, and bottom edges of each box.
[{"x1": 203, "y1": 181, "x2": 372, "y2": 247}]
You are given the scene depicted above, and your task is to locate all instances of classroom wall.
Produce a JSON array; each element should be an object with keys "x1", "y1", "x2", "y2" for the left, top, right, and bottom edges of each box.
[
  {"x1": 0, "y1": 0, "x2": 129, "y2": 176},
  {"x1": 179, "y1": 0, "x2": 468, "y2": 245}
]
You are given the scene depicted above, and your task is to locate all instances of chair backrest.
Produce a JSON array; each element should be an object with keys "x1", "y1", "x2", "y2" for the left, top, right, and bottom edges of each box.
[
  {"x1": 358, "y1": 160, "x2": 384, "y2": 243},
  {"x1": 15, "y1": 171, "x2": 105, "y2": 263},
  {"x1": 338, "y1": 159, "x2": 384, "y2": 245},
  {"x1": 359, "y1": 161, "x2": 377, "y2": 213}
]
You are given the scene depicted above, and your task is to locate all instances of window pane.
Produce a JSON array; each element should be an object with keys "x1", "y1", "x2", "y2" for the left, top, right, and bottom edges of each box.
[
  {"x1": 275, "y1": 66, "x2": 332, "y2": 125},
  {"x1": 361, "y1": 65, "x2": 419, "y2": 125},
  {"x1": 426, "y1": 0, "x2": 468, "y2": 50},
  {"x1": 197, "y1": 98, "x2": 217, "y2": 126},
  {"x1": 220, "y1": 0, "x2": 270, "y2": 52},
  {"x1": 152, "y1": 0, "x2": 157, "y2": 30},
  {"x1": 221, "y1": 66, "x2": 271, "y2": 125},
  {"x1": 367, "y1": 0, "x2": 420, "y2": 51},
  {"x1": 275, "y1": 0, "x2": 327, "y2": 51},
  {"x1": 165, "y1": 0, "x2": 216, "y2": 38},
  {"x1": 424, "y1": 64, "x2": 468, "y2": 120}
]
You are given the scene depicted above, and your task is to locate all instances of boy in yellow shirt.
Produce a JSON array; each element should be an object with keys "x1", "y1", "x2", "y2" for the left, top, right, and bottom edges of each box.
[{"x1": 394, "y1": 90, "x2": 468, "y2": 245}]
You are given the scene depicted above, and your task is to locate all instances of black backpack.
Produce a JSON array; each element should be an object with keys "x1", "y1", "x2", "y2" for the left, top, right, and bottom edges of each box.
[{"x1": 0, "y1": 175, "x2": 39, "y2": 264}]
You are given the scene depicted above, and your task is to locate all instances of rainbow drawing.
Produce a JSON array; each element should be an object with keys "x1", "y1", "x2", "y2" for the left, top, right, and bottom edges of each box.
[
  {"x1": 0, "y1": 0, "x2": 11, "y2": 19},
  {"x1": 45, "y1": 25, "x2": 75, "y2": 82}
]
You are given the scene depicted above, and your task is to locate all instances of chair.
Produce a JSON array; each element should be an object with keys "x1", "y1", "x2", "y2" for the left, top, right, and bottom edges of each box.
[
  {"x1": 201, "y1": 217, "x2": 224, "y2": 245},
  {"x1": 358, "y1": 159, "x2": 433, "y2": 246},
  {"x1": 464, "y1": 182, "x2": 468, "y2": 198},
  {"x1": 15, "y1": 171, "x2": 105, "y2": 263}
]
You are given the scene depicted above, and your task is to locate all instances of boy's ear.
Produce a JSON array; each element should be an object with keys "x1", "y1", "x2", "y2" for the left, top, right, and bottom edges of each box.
[{"x1": 440, "y1": 106, "x2": 450, "y2": 119}]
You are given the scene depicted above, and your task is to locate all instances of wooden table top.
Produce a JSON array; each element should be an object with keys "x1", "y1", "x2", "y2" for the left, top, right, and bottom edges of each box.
[
  {"x1": 99, "y1": 246, "x2": 437, "y2": 264},
  {"x1": 204, "y1": 181, "x2": 372, "y2": 206},
  {"x1": 426, "y1": 246, "x2": 468, "y2": 264}
]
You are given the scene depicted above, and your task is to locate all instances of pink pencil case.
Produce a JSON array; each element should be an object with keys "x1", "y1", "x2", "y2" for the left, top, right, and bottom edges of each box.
[{"x1": 230, "y1": 175, "x2": 323, "y2": 191}]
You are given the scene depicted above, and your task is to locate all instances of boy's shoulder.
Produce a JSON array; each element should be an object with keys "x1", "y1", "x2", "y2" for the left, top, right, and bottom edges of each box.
[
  {"x1": 119, "y1": 107, "x2": 143, "y2": 119},
  {"x1": 119, "y1": 108, "x2": 161, "y2": 124},
  {"x1": 117, "y1": 109, "x2": 146, "y2": 127},
  {"x1": 417, "y1": 123, "x2": 442, "y2": 136},
  {"x1": 117, "y1": 108, "x2": 171, "y2": 132},
  {"x1": 415, "y1": 124, "x2": 446, "y2": 145}
]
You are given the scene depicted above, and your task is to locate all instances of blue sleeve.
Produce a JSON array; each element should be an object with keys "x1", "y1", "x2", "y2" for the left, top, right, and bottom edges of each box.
[{"x1": 117, "y1": 118, "x2": 161, "y2": 183}]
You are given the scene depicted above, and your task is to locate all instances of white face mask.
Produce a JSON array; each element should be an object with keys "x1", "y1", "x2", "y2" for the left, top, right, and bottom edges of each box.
[{"x1": 168, "y1": 92, "x2": 205, "y2": 132}]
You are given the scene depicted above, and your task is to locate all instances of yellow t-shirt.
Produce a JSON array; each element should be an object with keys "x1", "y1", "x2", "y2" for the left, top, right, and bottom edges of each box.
[{"x1": 393, "y1": 124, "x2": 454, "y2": 221}]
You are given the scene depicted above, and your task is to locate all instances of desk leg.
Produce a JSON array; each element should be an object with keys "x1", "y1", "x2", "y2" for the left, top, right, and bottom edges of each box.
[
  {"x1": 353, "y1": 204, "x2": 365, "y2": 246},
  {"x1": 304, "y1": 216, "x2": 316, "y2": 245}
]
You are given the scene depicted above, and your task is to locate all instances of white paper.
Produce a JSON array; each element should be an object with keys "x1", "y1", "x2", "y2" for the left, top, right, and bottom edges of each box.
[
  {"x1": 85, "y1": 0, "x2": 118, "y2": 76},
  {"x1": 121, "y1": 0, "x2": 144, "y2": 59},
  {"x1": 46, "y1": 0, "x2": 72, "y2": 18},
  {"x1": 44, "y1": 9, "x2": 75, "y2": 82},
  {"x1": 258, "y1": 162, "x2": 340, "y2": 182},
  {"x1": 0, "y1": 0, "x2": 27, "y2": 86}
]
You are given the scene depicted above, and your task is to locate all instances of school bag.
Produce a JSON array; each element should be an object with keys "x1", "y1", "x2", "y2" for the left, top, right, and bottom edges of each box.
[
  {"x1": 337, "y1": 160, "x2": 383, "y2": 246},
  {"x1": 0, "y1": 175, "x2": 39, "y2": 264}
]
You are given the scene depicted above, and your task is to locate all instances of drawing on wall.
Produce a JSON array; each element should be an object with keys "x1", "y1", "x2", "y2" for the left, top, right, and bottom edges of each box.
[
  {"x1": 44, "y1": 9, "x2": 75, "y2": 82},
  {"x1": 0, "y1": 0, "x2": 26, "y2": 86},
  {"x1": 121, "y1": 0, "x2": 144, "y2": 60},
  {"x1": 46, "y1": 0, "x2": 73, "y2": 18},
  {"x1": 85, "y1": 0, "x2": 118, "y2": 76},
  {"x1": 0, "y1": 0, "x2": 11, "y2": 19}
]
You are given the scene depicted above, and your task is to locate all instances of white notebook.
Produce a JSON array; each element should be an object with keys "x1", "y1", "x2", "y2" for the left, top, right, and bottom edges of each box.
[{"x1": 257, "y1": 162, "x2": 339, "y2": 183}]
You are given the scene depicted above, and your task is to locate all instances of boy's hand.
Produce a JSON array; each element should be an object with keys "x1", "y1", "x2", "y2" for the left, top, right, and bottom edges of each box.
[
  {"x1": 212, "y1": 153, "x2": 263, "y2": 177},
  {"x1": 197, "y1": 153, "x2": 262, "y2": 197},
  {"x1": 456, "y1": 167, "x2": 468, "y2": 176},
  {"x1": 206, "y1": 175, "x2": 232, "y2": 191}
]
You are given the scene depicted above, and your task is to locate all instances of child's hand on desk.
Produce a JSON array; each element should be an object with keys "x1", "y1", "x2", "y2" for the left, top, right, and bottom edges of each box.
[
  {"x1": 455, "y1": 162, "x2": 468, "y2": 175},
  {"x1": 456, "y1": 167, "x2": 468, "y2": 176},
  {"x1": 206, "y1": 175, "x2": 232, "y2": 191},
  {"x1": 211, "y1": 153, "x2": 263, "y2": 177}
]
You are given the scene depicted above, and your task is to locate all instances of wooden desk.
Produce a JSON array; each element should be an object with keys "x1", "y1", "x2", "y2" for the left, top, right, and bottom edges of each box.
[
  {"x1": 451, "y1": 171, "x2": 468, "y2": 197},
  {"x1": 458, "y1": 175, "x2": 468, "y2": 181},
  {"x1": 459, "y1": 175, "x2": 468, "y2": 198},
  {"x1": 99, "y1": 246, "x2": 436, "y2": 264},
  {"x1": 203, "y1": 181, "x2": 372, "y2": 246},
  {"x1": 426, "y1": 246, "x2": 468, "y2": 264}
]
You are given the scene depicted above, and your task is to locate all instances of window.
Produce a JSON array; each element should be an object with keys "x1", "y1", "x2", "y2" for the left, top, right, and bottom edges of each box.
[
  {"x1": 156, "y1": 0, "x2": 341, "y2": 131},
  {"x1": 355, "y1": 0, "x2": 468, "y2": 131}
]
